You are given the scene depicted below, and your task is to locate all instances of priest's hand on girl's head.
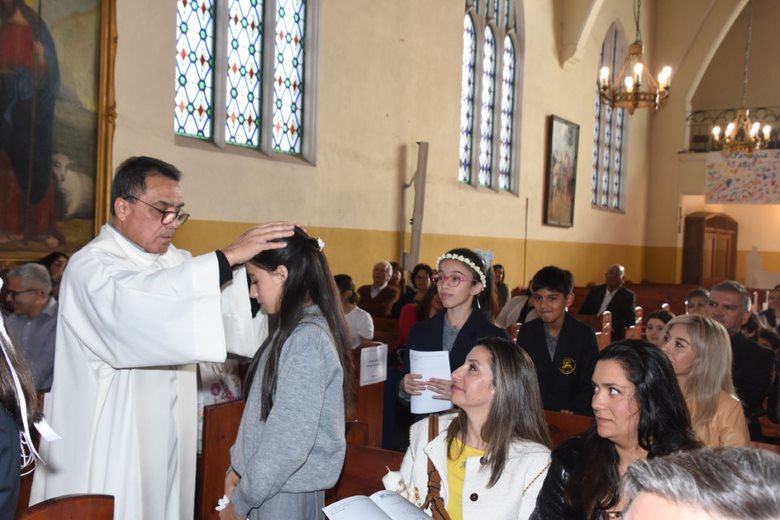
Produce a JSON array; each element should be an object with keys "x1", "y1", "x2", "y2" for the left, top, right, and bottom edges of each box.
[{"x1": 222, "y1": 221, "x2": 295, "y2": 266}]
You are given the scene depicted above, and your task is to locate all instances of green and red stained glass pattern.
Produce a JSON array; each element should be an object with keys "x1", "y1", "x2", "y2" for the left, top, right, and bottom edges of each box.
[
  {"x1": 175, "y1": 0, "x2": 215, "y2": 139},
  {"x1": 226, "y1": 0, "x2": 263, "y2": 147},
  {"x1": 458, "y1": 15, "x2": 477, "y2": 184},
  {"x1": 272, "y1": 0, "x2": 306, "y2": 154}
]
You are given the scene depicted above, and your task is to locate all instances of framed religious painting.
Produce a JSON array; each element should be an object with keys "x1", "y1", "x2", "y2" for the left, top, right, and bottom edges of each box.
[
  {"x1": 0, "y1": 0, "x2": 116, "y2": 268},
  {"x1": 544, "y1": 115, "x2": 579, "y2": 228}
]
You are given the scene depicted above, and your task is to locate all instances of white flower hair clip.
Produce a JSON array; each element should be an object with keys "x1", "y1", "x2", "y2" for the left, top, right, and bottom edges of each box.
[
  {"x1": 435, "y1": 253, "x2": 487, "y2": 287},
  {"x1": 473, "y1": 249, "x2": 493, "y2": 270},
  {"x1": 316, "y1": 237, "x2": 325, "y2": 251}
]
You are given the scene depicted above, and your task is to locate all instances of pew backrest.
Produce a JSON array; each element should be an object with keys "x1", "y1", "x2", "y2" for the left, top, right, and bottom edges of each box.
[
  {"x1": 326, "y1": 444, "x2": 405, "y2": 504},
  {"x1": 17, "y1": 494, "x2": 114, "y2": 520}
]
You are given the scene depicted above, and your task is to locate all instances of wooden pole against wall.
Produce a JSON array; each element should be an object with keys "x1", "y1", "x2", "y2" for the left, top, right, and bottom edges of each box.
[{"x1": 402, "y1": 142, "x2": 428, "y2": 271}]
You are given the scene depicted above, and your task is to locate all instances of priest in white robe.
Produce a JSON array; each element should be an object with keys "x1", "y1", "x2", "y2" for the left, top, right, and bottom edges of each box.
[{"x1": 30, "y1": 156, "x2": 294, "y2": 520}]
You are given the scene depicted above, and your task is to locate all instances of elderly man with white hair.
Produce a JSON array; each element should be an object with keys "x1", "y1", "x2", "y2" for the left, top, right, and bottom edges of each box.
[{"x1": 357, "y1": 260, "x2": 400, "y2": 317}]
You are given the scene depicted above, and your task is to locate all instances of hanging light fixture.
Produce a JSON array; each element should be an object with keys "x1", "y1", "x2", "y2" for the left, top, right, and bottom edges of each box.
[
  {"x1": 711, "y1": 0, "x2": 773, "y2": 155},
  {"x1": 599, "y1": 0, "x2": 671, "y2": 115}
]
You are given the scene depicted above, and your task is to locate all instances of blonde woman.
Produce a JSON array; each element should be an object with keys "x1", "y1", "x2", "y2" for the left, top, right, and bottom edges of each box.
[{"x1": 660, "y1": 315, "x2": 749, "y2": 447}]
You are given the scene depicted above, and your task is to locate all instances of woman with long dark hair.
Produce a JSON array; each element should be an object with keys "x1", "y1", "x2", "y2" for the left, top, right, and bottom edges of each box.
[
  {"x1": 531, "y1": 341, "x2": 699, "y2": 519},
  {"x1": 221, "y1": 227, "x2": 352, "y2": 519},
  {"x1": 389, "y1": 337, "x2": 552, "y2": 519}
]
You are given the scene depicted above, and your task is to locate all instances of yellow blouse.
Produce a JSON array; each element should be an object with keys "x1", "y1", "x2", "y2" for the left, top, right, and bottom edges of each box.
[{"x1": 446, "y1": 438, "x2": 485, "y2": 520}]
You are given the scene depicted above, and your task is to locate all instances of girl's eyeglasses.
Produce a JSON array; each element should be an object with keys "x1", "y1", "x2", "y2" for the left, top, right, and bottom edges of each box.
[{"x1": 430, "y1": 274, "x2": 478, "y2": 288}]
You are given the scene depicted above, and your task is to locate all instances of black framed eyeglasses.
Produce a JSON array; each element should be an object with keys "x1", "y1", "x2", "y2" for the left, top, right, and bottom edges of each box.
[
  {"x1": 124, "y1": 195, "x2": 190, "y2": 226},
  {"x1": 5, "y1": 289, "x2": 36, "y2": 299}
]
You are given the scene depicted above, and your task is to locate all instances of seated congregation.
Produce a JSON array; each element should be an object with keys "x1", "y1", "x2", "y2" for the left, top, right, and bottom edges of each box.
[{"x1": 4, "y1": 236, "x2": 780, "y2": 519}]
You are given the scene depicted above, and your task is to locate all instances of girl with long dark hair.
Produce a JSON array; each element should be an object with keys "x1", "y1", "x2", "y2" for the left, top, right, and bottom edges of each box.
[{"x1": 221, "y1": 227, "x2": 352, "y2": 519}]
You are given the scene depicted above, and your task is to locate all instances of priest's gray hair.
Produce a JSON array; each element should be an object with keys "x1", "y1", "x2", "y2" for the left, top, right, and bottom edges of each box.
[
  {"x1": 623, "y1": 447, "x2": 780, "y2": 519},
  {"x1": 7, "y1": 263, "x2": 52, "y2": 296}
]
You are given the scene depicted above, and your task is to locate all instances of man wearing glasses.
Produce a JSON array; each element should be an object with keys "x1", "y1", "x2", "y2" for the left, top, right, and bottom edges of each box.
[
  {"x1": 706, "y1": 280, "x2": 774, "y2": 441},
  {"x1": 4, "y1": 263, "x2": 57, "y2": 392},
  {"x1": 31, "y1": 156, "x2": 294, "y2": 520}
]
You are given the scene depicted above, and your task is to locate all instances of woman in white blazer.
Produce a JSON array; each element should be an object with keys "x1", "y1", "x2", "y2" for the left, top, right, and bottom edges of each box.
[{"x1": 389, "y1": 337, "x2": 552, "y2": 520}]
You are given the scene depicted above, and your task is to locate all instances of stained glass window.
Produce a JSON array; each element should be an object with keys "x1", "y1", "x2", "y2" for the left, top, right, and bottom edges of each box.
[
  {"x1": 272, "y1": 0, "x2": 305, "y2": 154},
  {"x1": 175, "y1": 0, "x2": 313, "y2": 158},
  {"x1": 175, "y1": 0, "x2": 215, "y2": 139},
  {"x1": 592, "y1": 23, "x2": 627, "y2": 210},
  {"x1": 498, "y1": 36, "x2": 515, "y2": 191},
  {"x1": 460, "y1": 1, "x2": 521, "y2": 191},
  {"x1": 226, "y1": 0, "x2": 262, "y2": 147},
  {"x1": 458, "y1": 15, "x2": 477, "y2": 183},
  {"x1": 477, "y1": 27, "x2": 496, "y2": 187}
]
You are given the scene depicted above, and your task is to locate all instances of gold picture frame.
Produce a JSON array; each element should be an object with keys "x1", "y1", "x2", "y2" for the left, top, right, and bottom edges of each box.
[{"x1": 0, "y1": 0, "x2": 116, "y2": 268}]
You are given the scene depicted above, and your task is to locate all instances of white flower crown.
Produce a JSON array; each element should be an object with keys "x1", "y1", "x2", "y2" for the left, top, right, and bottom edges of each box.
[{"x1": 435, "y1": 253, "x2": 487, "y2": 287}]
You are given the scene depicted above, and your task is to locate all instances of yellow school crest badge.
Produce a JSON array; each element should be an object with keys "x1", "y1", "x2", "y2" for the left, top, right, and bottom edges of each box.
[{"x1": 559, "y1": 357, "x2": 576, "y2": 375}]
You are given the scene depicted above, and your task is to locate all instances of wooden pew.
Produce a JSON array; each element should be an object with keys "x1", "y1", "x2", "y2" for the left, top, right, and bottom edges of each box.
[
  {"x1": 750, "y1": 441, "x2": 780, "y2": 456},
  {"x1": 196, "y1": 400, "x2": 244, "y2": 520},
  {"x1": 372, "y1": 317, "x2": 399, "y2": 350},
  {"x1": 17, "y1": 494, "x2": 114, "y2": 520},
  {"x1": 348, "y1": 345, "x2": 386, "y2": 447},
  {"x1": 759, "y1": 416, "x2": 780, "y2": 441},
  {"x1": 576, "y1": 311, "x2": 612, "y2": 350},
  {"x1": 325, "y1": 444, "x2": 405, "y2": 505},
  {"x1": 624, "y1": 306, "x2": 644, "y2": 340},
  {"x1": 544, "y1": 410, "x2": 594, "y2": 448}
]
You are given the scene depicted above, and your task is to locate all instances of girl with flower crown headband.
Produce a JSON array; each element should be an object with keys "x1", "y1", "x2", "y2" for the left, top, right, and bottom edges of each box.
[
  {"x1": 401, "y1": 248, "x2": 508, "y2": 403},
  {"x1": 220, "y1": 227, "x2": 352, "y2": 519}
]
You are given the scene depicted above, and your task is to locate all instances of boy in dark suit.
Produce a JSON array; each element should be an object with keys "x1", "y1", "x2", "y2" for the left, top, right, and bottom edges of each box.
[{"x1": 517, "y1": 266, "x2": 598, "y2": 415}]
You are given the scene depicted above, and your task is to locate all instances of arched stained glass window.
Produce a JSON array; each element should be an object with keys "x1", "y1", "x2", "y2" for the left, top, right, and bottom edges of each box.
[
  {"x1": 175, "y1": 0, "x2": 316, "y2": 160},
  {"x1": 498, "y1": 36, "x2": 515, "y2": 191},
  {"x1": 477, "y1": 26, "x2": 496, "y2": 187},
  {"x1": 592, "y1": 23, "x2": 628, "y2": 210},
  {"x1": 175, "y1": 0, "x2": 215, "y2": 139},
  {"x1": 458, "y1": 15, "x2": 477, "y2": 183},
  {"x1": 460, "y1": 0, "x2": 521, "y2": 192}
]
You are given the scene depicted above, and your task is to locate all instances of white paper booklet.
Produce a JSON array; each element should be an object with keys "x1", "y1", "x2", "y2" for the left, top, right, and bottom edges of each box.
[
  {"x1": 409, "y1": 349, "x2": 453, "y2": 414},
  {"x1": 322, "y1": 490, "x2": 429, "y2": 519},
  {"x1": 360, "y1": 343, "x2": 388, "y2": 386}
]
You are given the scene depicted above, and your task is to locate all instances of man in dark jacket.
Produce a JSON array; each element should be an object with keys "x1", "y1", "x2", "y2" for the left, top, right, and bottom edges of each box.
[
  {"x1": 707, "y1": 280, "x2": 774, "y2": 441},
  {"x1": 578, "y1": 264, "x2": 636, "y2": 340}
]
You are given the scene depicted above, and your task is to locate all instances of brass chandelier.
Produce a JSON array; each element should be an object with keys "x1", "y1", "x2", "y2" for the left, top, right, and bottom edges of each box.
[
  {"x1": 599, "y1": 0, "x2": 671, "y2": 115},
  {"x1": 711, "y1": 0, "x2": 773, "y2": 155}
]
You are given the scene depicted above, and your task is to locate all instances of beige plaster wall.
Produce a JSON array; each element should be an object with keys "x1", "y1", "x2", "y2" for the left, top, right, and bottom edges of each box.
[
  {"x1": 111, "y1": 0, "x2": 652, "y2": 253},
  {"x1": 647, "y1": 0, "x2": 778, "y2": 281}
]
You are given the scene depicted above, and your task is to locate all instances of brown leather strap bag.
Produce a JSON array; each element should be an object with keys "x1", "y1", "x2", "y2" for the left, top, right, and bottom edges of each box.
[{"x1": 421, "y1": 414, "x2": 452, "y2": 520}]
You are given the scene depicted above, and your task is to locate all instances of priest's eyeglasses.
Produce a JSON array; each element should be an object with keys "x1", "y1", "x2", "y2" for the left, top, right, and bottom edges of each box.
[
  {"x1": 431, "y1": 274, "x2": 477, "y2": 288},
  {"x1": 124, "y1": 195, "x2": 190, "y2": 226}
]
